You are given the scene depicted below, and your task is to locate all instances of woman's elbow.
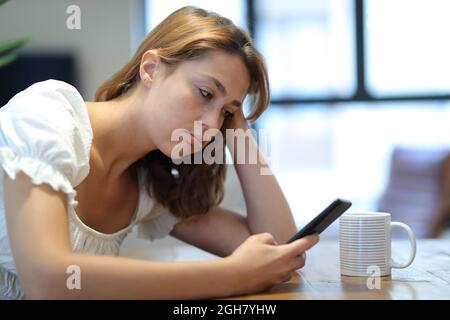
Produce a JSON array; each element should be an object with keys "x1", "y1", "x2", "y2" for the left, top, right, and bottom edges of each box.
[
  {"x1": 23, "y1": 275, "x2": 68, "y2": 300},
  {"x1": 21, "y1": 260, "x2": 75, "y2": 300}
]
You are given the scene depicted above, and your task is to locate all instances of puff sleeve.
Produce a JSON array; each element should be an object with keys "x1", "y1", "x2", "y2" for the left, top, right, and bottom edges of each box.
[{"x1": 0, "y1": 84, "x2": 92, "y2": 209}]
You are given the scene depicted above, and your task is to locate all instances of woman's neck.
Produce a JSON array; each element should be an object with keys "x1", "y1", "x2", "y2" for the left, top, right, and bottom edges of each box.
[{"x1": 84, "y1": 86, "x2": 156, "y2": 182}]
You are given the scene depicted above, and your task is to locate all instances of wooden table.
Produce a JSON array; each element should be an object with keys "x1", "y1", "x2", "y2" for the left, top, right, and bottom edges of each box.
[
  {"x1": 227, "y1": 239, "x2": 450, "y2": 300},
  {"x1": 121, "y1": 236, "x2": 450, "y2": 300}
]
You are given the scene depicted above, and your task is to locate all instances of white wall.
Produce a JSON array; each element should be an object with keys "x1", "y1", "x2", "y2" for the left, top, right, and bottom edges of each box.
[{"x1": 0, "y1": 0, "x2": 146, "y2": 100}]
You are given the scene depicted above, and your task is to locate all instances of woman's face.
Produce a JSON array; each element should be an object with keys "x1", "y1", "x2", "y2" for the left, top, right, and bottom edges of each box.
[{"x1": 143, "y1": 50, "x2": 250, "y2": 159}]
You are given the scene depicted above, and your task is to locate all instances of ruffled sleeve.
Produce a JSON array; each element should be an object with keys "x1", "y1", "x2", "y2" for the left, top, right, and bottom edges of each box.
[{"x1": 0, "y1": 83, "x2": 91, "y2": 209}]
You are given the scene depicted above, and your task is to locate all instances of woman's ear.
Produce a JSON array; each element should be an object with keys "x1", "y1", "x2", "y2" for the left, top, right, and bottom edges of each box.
[{"x1": 139, "y1": 50, "x2": 161, "y2": 87}]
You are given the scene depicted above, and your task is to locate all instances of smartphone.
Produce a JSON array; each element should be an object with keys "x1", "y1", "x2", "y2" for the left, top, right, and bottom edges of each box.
[{"x1": 286, "y1": 198, "x2": 352, "y2": 243}]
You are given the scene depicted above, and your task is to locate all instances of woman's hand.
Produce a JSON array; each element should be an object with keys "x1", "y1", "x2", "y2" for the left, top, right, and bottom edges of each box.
[
  {"x1": 224, "y1": 232, "x2": 320, "y2": 296},
  {"x1": 223, "y1": 109, "x2": 253, "y2": 161},
  {"x1": 225, "y1": 108, "x2": 249, "y2": 131}
]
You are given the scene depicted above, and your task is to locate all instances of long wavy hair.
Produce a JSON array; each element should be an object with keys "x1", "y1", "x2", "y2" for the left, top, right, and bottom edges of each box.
[{"x1": 95, "y1": 6, "x2": 270, "y2": 219}]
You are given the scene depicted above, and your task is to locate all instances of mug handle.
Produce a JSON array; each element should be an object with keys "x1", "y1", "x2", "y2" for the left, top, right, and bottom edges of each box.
[{"x1": 389, "y1": 222, "x2": 417, "y2": 269}]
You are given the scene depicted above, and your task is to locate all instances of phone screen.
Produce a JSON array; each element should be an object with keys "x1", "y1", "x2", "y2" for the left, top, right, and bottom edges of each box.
[{"x1": 286, "y1": 198, "x2": 352, "y2": 243}]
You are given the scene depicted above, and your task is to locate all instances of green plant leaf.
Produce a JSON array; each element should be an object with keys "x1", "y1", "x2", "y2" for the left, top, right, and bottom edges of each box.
[
  {"x1": 0, "y1": 54, "x2": 17, "y2": 68},
  {"x1": 0, "y1": 2, "x2": 30, "y2": 68},
  {"x1": 0, "y1": 38, "x2": 30, "y2": 55}
]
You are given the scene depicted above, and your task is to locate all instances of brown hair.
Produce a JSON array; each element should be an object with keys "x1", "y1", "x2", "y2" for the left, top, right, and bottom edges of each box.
[{"x1": 95, "y1": 6, "x2": 270, "y2": 219}]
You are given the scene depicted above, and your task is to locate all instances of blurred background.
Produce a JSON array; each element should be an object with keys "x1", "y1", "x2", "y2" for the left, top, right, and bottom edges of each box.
[{"x1": 1, "y1": 0, "x2": 450, "y2": 259}]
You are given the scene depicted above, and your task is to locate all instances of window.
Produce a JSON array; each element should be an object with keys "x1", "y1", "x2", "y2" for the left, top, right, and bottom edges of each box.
[
  {"x1": 365, "y1": 0, "x2": 450, "y2": 97},
  {"x1": 144, "y1": 1, "x2": 450, "y2": 236},
  {"x1": 257, "y1": 101, "x2": 450, "y2": 235},
  {"x1": 145, "y1": 0, "x2": 247, "y2": 33},
  {"x1": 255, "y1": 0, "x2": 356, "y2": 99}
]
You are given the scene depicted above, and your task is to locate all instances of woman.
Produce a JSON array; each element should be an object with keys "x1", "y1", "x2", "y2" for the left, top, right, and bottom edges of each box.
[{"x1": 0, "y1": 6, "x2": 319, "y2": 299}]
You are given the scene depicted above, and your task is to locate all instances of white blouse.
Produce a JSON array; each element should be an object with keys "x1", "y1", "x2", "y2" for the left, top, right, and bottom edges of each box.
[{"x1": 0, "y1": 80, "x2": 181, "y2": 299}]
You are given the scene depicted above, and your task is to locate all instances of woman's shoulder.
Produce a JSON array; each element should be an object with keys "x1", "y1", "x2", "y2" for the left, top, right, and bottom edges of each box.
[
  {"x1": 7, "y1": 79, "x2": 79, "y2": 99},
  {"x1": 1, "y1": 79, "x2": 93, "y2": 145},
  {"x1": 0, "y1": 80, "x2": 93, "y2": 187},
  {"x1": 5, "y1": 79, "x2": 81, "y2": 108},
  {"x1": 4, "y1": 79, "x2": 86, "y2": 115}
]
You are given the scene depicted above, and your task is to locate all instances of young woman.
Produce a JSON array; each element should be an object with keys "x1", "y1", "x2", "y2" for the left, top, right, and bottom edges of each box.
[{"x1": 0, "y1": 6, "x2": 319, "y2": 299}]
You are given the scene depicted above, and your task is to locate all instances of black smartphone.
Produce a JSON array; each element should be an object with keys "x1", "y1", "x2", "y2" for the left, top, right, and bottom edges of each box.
[{"x1": 286, "y1": 198, "x2": 352, "y2": 243}]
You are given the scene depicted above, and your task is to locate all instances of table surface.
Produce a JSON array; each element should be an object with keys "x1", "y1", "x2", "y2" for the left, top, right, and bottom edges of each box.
[
  {"x1": 227, "y1": 239, "x2": 450, "y2": 300},
  {"x1": 121, "y1": 236, "x2": 450, "y2": 300}
]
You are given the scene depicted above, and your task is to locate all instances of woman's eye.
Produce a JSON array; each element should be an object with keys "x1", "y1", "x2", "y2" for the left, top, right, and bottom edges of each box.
[{"x1": 199, "y1": 88, "x2": 213, "y2": 99}]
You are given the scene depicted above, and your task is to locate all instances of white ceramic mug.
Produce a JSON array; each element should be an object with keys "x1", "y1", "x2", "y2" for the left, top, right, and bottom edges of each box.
[{"x1": 339, "y1": 212, "x2": 416, "y2": 277}]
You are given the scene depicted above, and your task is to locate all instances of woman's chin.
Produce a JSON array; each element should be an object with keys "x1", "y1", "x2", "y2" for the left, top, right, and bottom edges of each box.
[{"x1": 167, "y1": 140, "x2": 203, "y2": 162}]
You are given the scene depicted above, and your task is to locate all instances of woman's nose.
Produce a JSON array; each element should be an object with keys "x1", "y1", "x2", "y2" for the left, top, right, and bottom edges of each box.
[{"x1": 200, "y1": 106, "x2": 223, "y2": 131}]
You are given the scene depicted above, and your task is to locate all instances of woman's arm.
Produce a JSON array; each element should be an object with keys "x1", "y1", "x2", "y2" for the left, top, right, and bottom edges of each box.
[
  {"x1": 4, "y1": 172, "x2": 237, "y2": 299},
  {"x1": 226, "y1": 114, "x2": 297, "y2": 244},
  {"x1": 171, "y1": 114, "x2": 298, "y2": 255},
  {"x1": 170, "y1": 206, "x2": 252, "y2": 257},
  {"x1": 5, "y1": 172, "x2": 317, "y2": 299}
]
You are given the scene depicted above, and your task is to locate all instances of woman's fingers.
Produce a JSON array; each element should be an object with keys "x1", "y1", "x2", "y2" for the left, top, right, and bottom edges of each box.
[
  {"x1": 284, "y1": 251, "x2": 306, "y2": 272},
  {"x1": 253, "y1": 232, "x2": 278, "y2": 245},
  {"x1": 281, "y1": 271, "x2": 294, "y2": 283},
  {"x1": 280, "y1": 234, "x2": 319, "y2": 258}
]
